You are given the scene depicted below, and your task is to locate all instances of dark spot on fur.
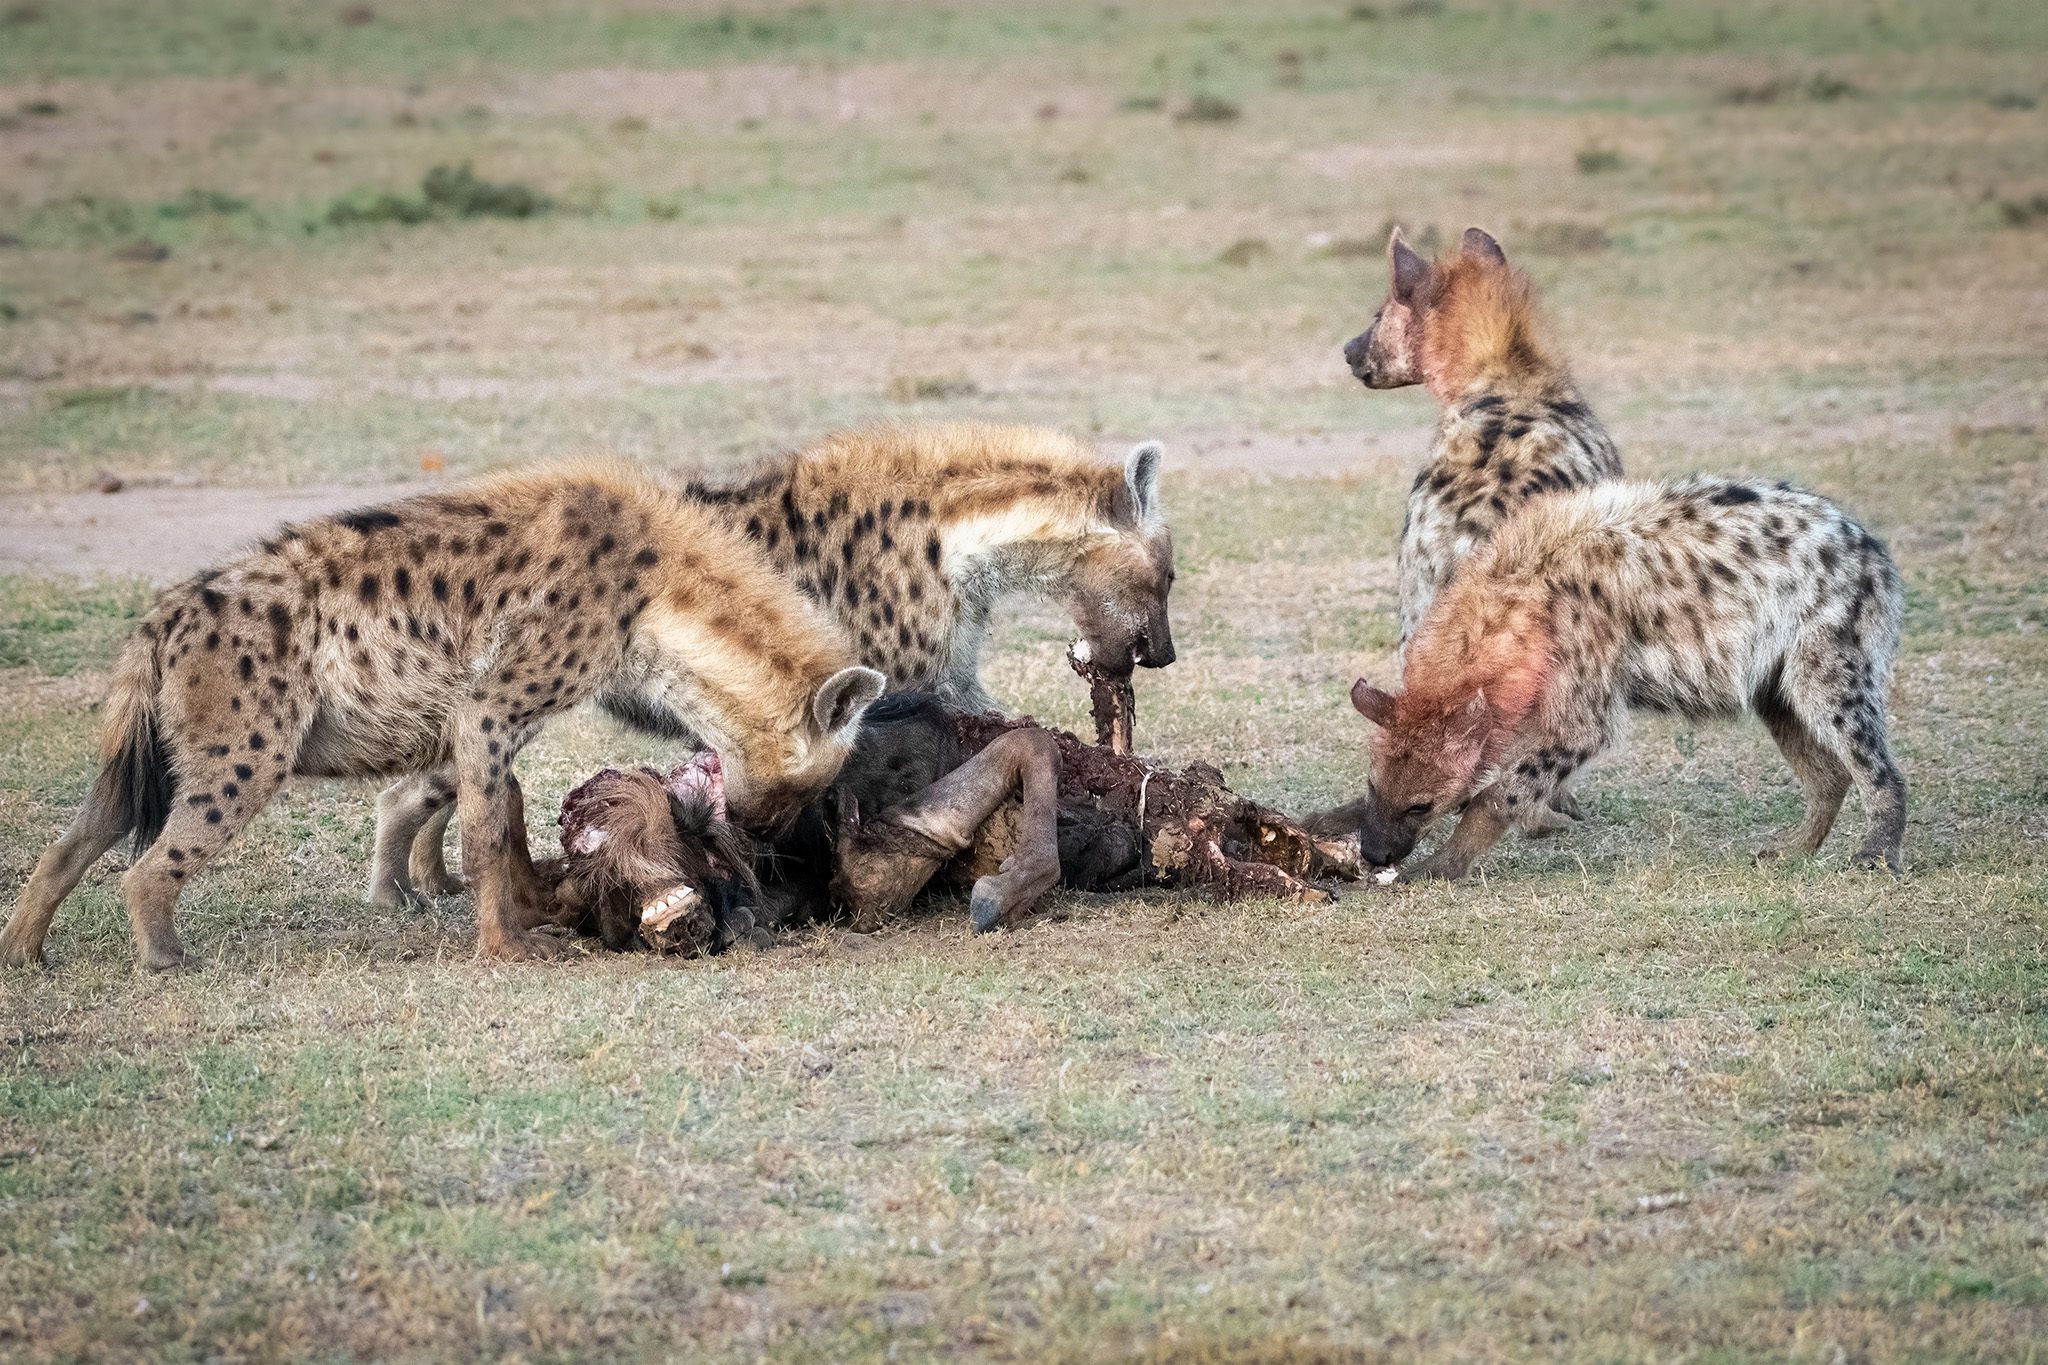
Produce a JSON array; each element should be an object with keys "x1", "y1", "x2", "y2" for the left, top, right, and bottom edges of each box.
[
  {"x1": 234, "y1": 763, "x2": 253, "y2": 779},
  {"x1": 633, "y1": 547, "x2": 659, "y2": 568},
  {"x1": 337, "y1": 507, "x2": 403, "y2": 534},
  {"x1": 249, "y1": 732, "x2": 265, "y2": 750},
  {"x1": 925, "y1": 534, "x2": 941, "y2": 568},
  {"x1": 1711, "y1": 483, "x2": 1761, "y2": 506}
]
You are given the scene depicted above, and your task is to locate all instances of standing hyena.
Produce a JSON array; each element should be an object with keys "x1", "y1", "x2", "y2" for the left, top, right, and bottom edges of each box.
[
  {"x1": 1320, "y1": 476, "x2": 1906, "y2": 880},
  {"x1": 371, "y1": 421, "x2": 1177, "y2": 906},
  {"x1": 1345, "y1": 226, "x2": 1623, "y2": 651},
  {"x1": 0, "y1": 462, "x2": 884, "y2": 970}
]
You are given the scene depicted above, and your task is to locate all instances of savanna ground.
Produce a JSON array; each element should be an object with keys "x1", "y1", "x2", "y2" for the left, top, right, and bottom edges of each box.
[{"x1": 2, "y1": 0, "x2": 2046, "y2": 1358}]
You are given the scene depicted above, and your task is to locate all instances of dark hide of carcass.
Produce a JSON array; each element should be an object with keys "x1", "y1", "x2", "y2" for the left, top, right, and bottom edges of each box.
[{"x1": 540, "y1": 695, "x2": 1361, "y2": 954}]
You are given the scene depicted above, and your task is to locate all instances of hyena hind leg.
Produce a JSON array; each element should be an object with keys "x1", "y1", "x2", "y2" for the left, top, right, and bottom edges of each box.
[
  {"x1": 410, "y1": 794, "x2": 463, "y2": 895},
  {"x1": 1794, "y1": 681, "x2": 1905, "y2": 875},
  {"x1": 124, "y1": 751, "x2": 292, "y2": 972},
  {"x1": 1754, "y1": 700, "x2": 1851, "y2": 861},
  {"x1": 0, "y1": 792, "x2": 133, "y2": 968}
]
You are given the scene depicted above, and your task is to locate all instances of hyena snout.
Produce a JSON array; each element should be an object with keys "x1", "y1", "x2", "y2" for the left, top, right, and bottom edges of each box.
[
  {"x1": 1357, "y1": 820, "x2": 1418, "y2": 871},
  {"x1": 1343, "y1": 329, "x2": 1372, "y2": 380},
  {"x1": 1134, "y1": 613, "x2": 1175, "y2": 669}
]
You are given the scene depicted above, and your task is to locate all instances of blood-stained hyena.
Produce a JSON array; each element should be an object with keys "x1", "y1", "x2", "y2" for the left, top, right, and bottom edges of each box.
[
  {"x1": 1345, "y1": 226, "x2": 1623, "y2": 651},
  {"x1": 0, "y1": 461, "x2": 884, "y2": 970},
  {"x1": 1319, "y1": 476, "x2": 1907, "y2": 880},
  {"x1": 371, "y1": 421, "x2": 1177, "y2": 905}
]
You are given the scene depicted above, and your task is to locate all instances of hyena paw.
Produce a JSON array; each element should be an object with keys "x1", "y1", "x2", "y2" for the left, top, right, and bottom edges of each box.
[
  {"x1": 1851, "y1": 846, "x2": 1904, "y2": 877},
  {"x1": 481, "y1": 926, "x2": 580, "y2": 963},
  {"x1": 140, "y1": 946, "x2": 191, "y2": 974},
  {"x1": 367, "y1": 876, "x2": 430, "y2": 911},
  {"x1": 417, "y1": 871, "x2": 466, "y2": 897},
  {"x1": 0, "y1": 939, "x2": 49, "y2": 970},
  {"x1": 1548, "y1": 791, "x2": 1589, "y2": 822}
]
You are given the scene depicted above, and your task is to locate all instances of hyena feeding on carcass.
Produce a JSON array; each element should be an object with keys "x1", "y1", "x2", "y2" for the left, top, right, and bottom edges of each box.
[
  {"x1": 1316, "y1": 476, "x2": 1907, "y2": 880},
  {"x1": 0, "y1": 462, "x2": 884, "y2": 970},
  {"x1": 371, "y1": 420, "x2": 1178, "y2": 907},
  {"x1": 1346, "y1": 225, "x2": 1623, "y2": 652}
]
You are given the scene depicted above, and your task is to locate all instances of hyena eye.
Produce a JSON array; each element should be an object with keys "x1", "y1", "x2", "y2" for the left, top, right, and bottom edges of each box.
[{"x1": 1405, "y1": 803, "x2": 1433, "y2": 819}]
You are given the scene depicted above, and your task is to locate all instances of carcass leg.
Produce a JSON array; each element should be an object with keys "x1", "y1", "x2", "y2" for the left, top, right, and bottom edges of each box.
[{"x1": 838, "y1": 729, "x2": 1064, "y2": 933}]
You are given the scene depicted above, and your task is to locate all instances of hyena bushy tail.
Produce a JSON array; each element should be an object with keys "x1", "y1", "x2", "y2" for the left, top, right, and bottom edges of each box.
[{"x1": 0, "y1": 632, "x2": 172, "y2": 967}]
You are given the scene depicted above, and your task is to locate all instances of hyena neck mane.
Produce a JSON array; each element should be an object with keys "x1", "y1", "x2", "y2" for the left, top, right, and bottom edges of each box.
[{"x1": 1422, "y1": 256, "x2": 1572, "y2": 406}]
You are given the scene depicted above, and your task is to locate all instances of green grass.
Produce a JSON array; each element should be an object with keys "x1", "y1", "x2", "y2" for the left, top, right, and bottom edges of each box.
[{"x1": 3, "y1": 0, "x2": 2048, "y2": 1358}]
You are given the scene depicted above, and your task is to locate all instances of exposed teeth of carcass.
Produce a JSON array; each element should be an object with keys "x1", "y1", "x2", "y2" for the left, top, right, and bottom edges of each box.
[{"x1": 640, "y1": 884, "x2": 701, "y2": 930}]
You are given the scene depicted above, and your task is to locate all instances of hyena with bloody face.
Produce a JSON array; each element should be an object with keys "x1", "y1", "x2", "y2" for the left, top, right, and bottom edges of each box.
[
  {"x1": 1319, "y1": 476, "x2": 1906, "y2": 880},
  {"x1": 0, "y1": 462, "x2": 884, "y2": 970},
  {"x1": 1345, "y1": 226, "x2": 1623, "y2": 651},
  {"x1": 370, "y1": 421, "x2": 1177, "y2": 906}
]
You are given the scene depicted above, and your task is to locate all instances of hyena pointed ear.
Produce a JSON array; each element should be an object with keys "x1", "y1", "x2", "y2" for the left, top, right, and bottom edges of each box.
[
  {"x1": 1388, "y1": 227, "x2": 1429, "y2": 305},
  {"x1": 1124, "y1": 441, "x2": 1165, "y2": 526},
  {"x1": 813, "y1": 666, "x2": 887, "y2": 742},
  {"x1": 1350, "y1": 677, "x2": 1398, "y2": 727},
  {"x1": 1461, "y1": 226, "x2": 1507, "y2": 264}
]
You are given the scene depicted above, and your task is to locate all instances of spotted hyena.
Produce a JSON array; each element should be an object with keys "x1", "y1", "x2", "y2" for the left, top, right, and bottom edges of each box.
[
  {"x1": 1320, "y1": 476, "x2": 1906, "y2": 880},
  {"x1": 0, "y1": 462, "x2": 884, "y2": 971},
  {"x1": 371, "y1": 421, "x2": 1177, "y2": 906},
  {"x1": 1345, "y1": 226, "x2": 1623, "y2": 651}
]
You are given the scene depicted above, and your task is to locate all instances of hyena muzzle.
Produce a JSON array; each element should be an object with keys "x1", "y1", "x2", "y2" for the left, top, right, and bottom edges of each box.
[{"x1": 1315, "y1": 476, "x2": 1907, "y2": 880}]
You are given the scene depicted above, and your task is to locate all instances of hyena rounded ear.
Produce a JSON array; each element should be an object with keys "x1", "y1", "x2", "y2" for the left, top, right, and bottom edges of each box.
[
  {"x1": 1350, "y1": 677, "x2": 1398, "y2": 727},
  {"x1": 1124, "y1": 441, "x2": 1165, "y2": 526},
  {"x1": 813, "y1": 666, "x2": 887, "y2": 741},
  {"x1": 1461, "y1": 226, "x2": 1506, "y2": 264},
  {"x1": 1388, "y1": 227, "x2": 1429, "y2": 304}
]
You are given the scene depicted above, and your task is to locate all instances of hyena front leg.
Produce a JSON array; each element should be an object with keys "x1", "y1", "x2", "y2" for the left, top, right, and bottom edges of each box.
[
  {"x1": 452, "y1": 713, "x2": 566, "y2": 961},
  {"x1": 409, "y1": 793, "x2": 463, "y2": 895},
  {"x1": 1409, "y1": 787, "x2": 1513, "y2": 881},
  {"x1": 368, "y1": 769, "x2": 458, "y2": 908},
  {"x1": 1416, "y1": 722, "x2": 1608, "y2": 879}
]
